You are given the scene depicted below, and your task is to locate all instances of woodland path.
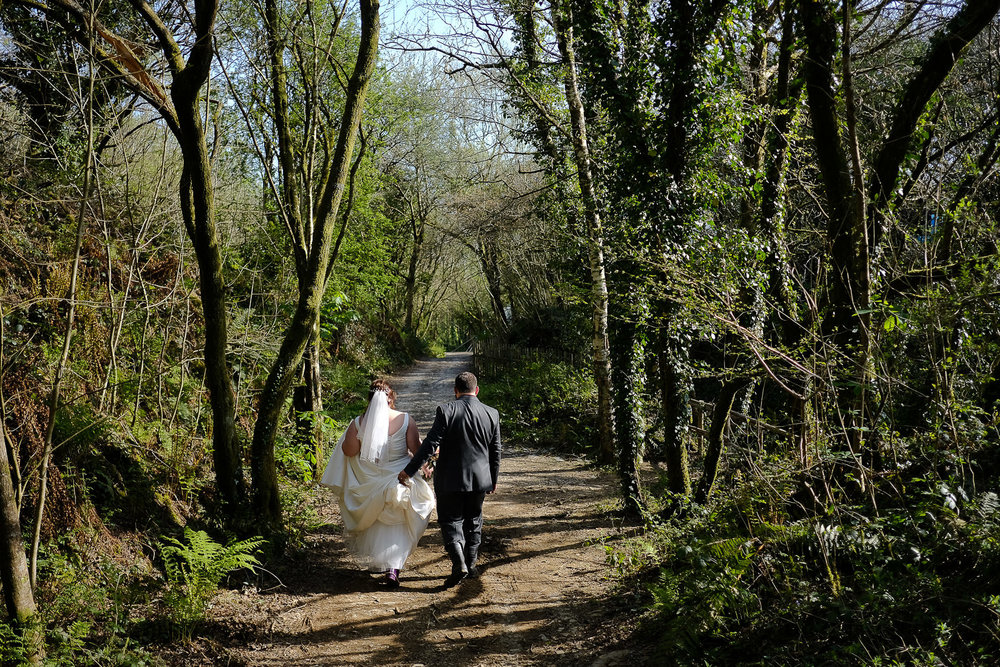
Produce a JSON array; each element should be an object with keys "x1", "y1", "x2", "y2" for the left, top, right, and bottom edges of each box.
[{"x1": 210, "y1": 352, "x2": 650, "y2": 666}]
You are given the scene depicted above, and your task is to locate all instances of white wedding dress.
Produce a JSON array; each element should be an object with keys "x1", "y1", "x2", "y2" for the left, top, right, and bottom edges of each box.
[{"x1": 320, "y1": 413, "x2": 436, "y2": 571}]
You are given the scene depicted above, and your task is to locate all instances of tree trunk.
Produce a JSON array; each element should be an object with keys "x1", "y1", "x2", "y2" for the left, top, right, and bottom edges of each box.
[
  {"x1": 174, "y1": 76, "x2": 246, "y2": 521},
  {"x1": 800, "y1": 0, "x2": 869, "y2": 460},
  {"x1": 404, "y1": 209, "x2": 424, "y2": 334},
  {"x1": 478, "y1": 238, "x2": 509, "y2": 328},
  {"x1": 659, "y1": 335, "x2": 692, "y2": 496},
  {"x1": 293, "y1": 332, "x2": 324, "y2": 479},
  {"x1": 608, "y1": 285, "x2": 647, "y2": 519},
  {"x1": 0, "y1": 389, "x2": 42, "y2": 664},
  {"x1": 694, "y1": 379, "x2": 748, "y2": 504},
  {"x1": 757, "y1": 0, "x2": 803, "y2": 346},
  {"x1": 250, "y1": 0, "x2": 381, "y2": 530},
  {"x1": 550, "y1": 0, "x2": 615, "y2": 464}
]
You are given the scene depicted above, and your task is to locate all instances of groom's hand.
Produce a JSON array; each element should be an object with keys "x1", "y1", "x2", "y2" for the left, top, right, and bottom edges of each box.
[{"x1": 397, "y1": 470, "x2": 410, "y2": 486}]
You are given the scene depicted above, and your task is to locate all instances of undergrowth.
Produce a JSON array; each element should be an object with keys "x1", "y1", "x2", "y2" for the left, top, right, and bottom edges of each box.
[
  {"x1": 483, "y1": 358, "x2": 598, "y2": 455},
  {"x1": 159, "y1": 528, "x2": 264, "y2": 641},
  {"x1": 607, "y1": 448, "x2": 1000, "y2": 664}
]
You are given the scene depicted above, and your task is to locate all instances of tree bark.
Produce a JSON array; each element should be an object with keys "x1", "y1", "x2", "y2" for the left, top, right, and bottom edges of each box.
[
  {"x1": 171, "y1": 12, "x2": 247, "y2": 520},
  {"x1": 800, "y1": 0, "x2": 869, "y2": 459},
  {"x1": 757, "y1": 0, "x2": 803, "y2": 345},
  {"x1": 608, "y1": 295, "x2": 647, "y2": 520},
  {"x1": 694, "y1": 379, "x2": 748, "y2": 504},
  {"x1": 292, "y1": 332, "x2": 324, "y2": 479}
]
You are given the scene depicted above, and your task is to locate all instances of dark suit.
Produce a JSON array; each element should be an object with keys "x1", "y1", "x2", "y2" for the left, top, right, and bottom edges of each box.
[{"x1": 404, "y1": 394, "x2": 501, "y2": 570}]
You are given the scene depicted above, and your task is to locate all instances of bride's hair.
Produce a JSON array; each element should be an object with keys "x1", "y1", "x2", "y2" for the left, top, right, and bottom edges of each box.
[{"x1": 368, "y1": 378, "x2": 396, "y2": 408}]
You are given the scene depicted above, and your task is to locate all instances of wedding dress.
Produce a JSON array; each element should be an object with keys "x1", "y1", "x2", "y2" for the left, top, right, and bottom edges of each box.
[{"x1": 320, "y1": 413, "x2": 436, "y2": 571}]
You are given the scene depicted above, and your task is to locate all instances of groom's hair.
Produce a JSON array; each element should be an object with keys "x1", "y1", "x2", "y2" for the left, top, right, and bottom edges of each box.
[{"x1": 455, "y1": 372, "x2": 477, "y2": 394}]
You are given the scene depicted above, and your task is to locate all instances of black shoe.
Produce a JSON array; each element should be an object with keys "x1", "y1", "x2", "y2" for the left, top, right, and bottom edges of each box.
[
  {"x1": 444, "y1": 543, "x2": 468, "y2": 587},
  {"x1": 444, "y1": 568, "x2": 467, "y2": 587},
  {"x1": 466, "y1": 564, "x2": 480, "y2": 579},
  {"x1": 386, "y1": 569, "x2": 400, "y2": 588}
]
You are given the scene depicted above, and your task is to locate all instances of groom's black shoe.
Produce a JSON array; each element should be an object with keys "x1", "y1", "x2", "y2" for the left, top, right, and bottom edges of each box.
[
  {"x1": 444, "y1": 569, "x2": 467, "y2": 587},
  {"x1": 465, "y1": 544, "x2": 480, "y2": 579},
  {"x1": 444, "y1": 543, "x2": 468, "y2": 587}
]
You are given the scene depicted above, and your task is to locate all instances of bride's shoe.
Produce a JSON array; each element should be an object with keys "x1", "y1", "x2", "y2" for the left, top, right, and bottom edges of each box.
[{"x1": 386, "y1": 569, "x2": 400, "y2": 588}]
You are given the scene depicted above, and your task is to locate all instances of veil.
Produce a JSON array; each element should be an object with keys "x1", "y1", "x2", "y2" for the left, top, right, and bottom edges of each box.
[{"x1": 358, "y1": 390, "x2": 390, "y2": 462}]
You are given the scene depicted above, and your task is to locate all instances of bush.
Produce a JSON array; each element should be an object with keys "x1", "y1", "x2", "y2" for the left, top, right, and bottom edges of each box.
[
  {"x1": 485, "y1": 359, "x2": 598, "y2": 454},
  {"x1": 33, "y1": 533, "x2": 159, "y2": 664},
  {"x1": 606, "y1": 450, "x2": 1000, "y2": 664}
]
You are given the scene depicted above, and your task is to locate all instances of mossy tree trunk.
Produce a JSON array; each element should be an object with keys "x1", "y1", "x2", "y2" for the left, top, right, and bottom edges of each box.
[
  {"x1": 0, "y1": 413, "x2": 42, "y2": 663},
  {"x1": 250, "y1": 0, "x2": 381, "y2": 530}
]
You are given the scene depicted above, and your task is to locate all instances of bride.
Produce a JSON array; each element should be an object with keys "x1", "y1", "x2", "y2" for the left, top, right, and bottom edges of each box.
[{"x1": 320, "y1": 379, "x2": 435, "y2": 587}]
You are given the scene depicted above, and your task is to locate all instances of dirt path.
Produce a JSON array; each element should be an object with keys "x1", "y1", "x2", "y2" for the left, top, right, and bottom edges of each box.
[{"x1": 213, "y1": 353, "x2": 646, "y2": 666}]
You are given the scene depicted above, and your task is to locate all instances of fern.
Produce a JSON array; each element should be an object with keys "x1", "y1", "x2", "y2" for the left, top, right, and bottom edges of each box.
[
  {"x1": 0, "y1": 622, "x2": 26, "y2": 664},
  {"x1": 159, "y1": 528, "x2": 264, "y2": 640}
]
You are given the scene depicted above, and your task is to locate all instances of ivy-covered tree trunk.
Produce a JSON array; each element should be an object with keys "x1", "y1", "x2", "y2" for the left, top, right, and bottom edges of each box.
[
  {"x1": 658, "y1": 332, "x2": 692, "y2": 496},
  {"x1": 650, "y1": 0, "x2": 730, "y2": 498},
  {"x1": 250, "y1": 0, "x2": 381, "y2": 530},
  {"x1": 754, "y1": 0, "x2": 802, "y2": 346},
  {"x1": 608, "y1": 282, "x2": 647, "y2": 519}
]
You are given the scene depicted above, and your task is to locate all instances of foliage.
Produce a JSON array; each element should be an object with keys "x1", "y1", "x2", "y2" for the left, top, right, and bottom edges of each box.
[
  {"x1": 0, "y1": 622, "x2": 27, "y2": 665},
  {"x1": 158, "y1": 529, "x2": 264, "y2": 641},
  {"x1": 33, "y1": 534, "x2": 160, "y2": 665},
  {"x1": 485, "y1": 357, "x2": 597, "y2": 455},
  {"x1": 607, "y1": 445, "x2": 1000, "y2": 664}
]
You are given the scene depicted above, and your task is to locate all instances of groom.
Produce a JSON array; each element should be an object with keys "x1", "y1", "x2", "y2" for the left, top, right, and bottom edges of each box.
[{"x1": 398, "y1": 371, "x2": 501, "y2": 586}]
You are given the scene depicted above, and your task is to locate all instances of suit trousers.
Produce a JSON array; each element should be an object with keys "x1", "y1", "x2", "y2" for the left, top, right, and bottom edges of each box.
[{"x1": 436, "y1": 490, "x2": 487, "y2": 551}]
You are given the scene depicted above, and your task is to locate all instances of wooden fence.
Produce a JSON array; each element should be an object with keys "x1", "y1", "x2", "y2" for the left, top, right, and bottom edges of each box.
[{"x1": 472, "y1": 338, "x2": 584, "y2": 378}]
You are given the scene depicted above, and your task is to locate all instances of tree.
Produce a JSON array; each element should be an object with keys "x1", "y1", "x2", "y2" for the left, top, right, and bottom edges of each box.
[
  {"x1": 1, "y1": 0, "x2": 250, "y2": 521},
  {"x1": 0, "y1": 382, "x2": 41, "y2": 662},
  {"x1": 248, "y1": 0, "x2": 381, "y2": 528},
  {"x1": 798, "y1": 0, "x2": 1000, "y2": 467}
]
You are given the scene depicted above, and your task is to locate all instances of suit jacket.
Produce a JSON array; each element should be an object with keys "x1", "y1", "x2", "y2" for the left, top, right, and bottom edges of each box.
[{"x1": 404, "y1": 395, "x2": 501, "y2": 494}]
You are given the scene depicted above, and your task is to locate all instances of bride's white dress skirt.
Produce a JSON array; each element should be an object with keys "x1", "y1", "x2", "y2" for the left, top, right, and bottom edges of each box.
[{"x1": 320, "y1": 415, "x2": 435, "y2": 571}]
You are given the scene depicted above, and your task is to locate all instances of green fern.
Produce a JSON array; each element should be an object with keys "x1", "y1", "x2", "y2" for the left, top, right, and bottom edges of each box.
[
  {"x1": 0, "y1": 622, "x2": 26, "y2": 664},
  {"x1": 159, "y1": 528, "x2": 264, "y2": 640}
]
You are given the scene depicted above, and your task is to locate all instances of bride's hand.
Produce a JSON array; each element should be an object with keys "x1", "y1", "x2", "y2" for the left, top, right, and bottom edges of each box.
[{"x1": 397, "y1": 470, "x2": 410, "y2": 486}]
